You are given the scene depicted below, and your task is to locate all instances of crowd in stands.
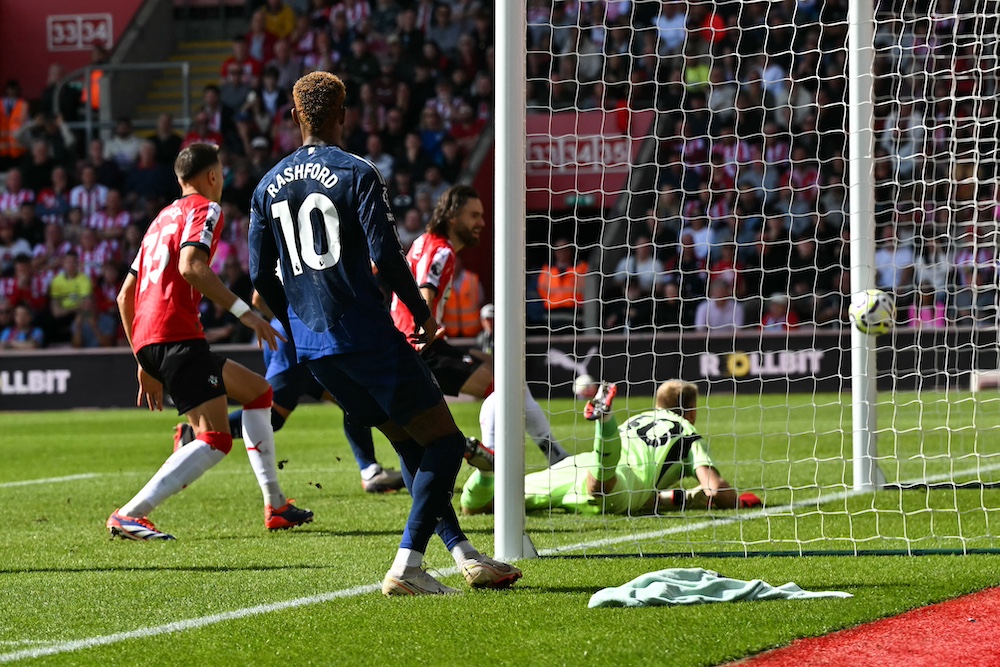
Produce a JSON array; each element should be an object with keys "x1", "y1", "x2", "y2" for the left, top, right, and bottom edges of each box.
[
  {"x1": 527, "y1": 0, "x2": 1000, "y2": 334},
  {"x1": 0, "y1": 0, "x2": 495, "y2": 350},
  {"x1": 1, "y1": 0, "x2": 997, "y2": 350}
]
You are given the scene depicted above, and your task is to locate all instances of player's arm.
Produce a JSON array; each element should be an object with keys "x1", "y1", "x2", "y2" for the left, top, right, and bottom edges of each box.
[
  {"x1": 177, "y1": 244, "x2": 284, "y2": 351},
  {"x1": 356, "y1": 166, "x2": 434, "y2": 338},
  {"x1": 116, "y1": 271, "x2": 163, "y2": 411},
  {"x1": 248, "y1": 196, "x2": 291, "y2": 335},
  {"x1": 250, "y1": 289, "x2": 274, "y2": 320}
]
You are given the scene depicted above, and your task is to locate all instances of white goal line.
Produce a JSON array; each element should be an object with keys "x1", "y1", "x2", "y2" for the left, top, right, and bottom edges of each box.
[{"x1": 540, "y1": 461, "x2": 1000, "y2": 556}]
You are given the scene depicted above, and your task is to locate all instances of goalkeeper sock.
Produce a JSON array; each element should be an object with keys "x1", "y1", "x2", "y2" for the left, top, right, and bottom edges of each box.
[
  {"x1": 525, "y1": 386, "x2": 569, "y2": 464},
  {"x1": 593, "y1": 417, "x2": 621, "y2": 482}
]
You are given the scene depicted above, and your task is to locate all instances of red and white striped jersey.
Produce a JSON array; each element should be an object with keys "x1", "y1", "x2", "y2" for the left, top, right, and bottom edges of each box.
[
  {"x1": 87, "y1": 210, "x2": 132, "y2": 234},
  {"x1": 390, "y1": 232, "x2": 455, "y2": 346},
  {"x1": 79, "y1": 241, "x2": 119, "y2": 279},
  {"x1": 0, "y1": 188, "x2": 34, "y2": 217},
  {"x1": 69, "y1": 184, "x2": 109, "y2": 219},
  {"x1": 32, "y1": 240, "x2": 73, "y2": 266},
  {"x1": 713, "y1": 139, "x2": 755, "y2": 179},
  {"x1": 333, "y1": 0, "x2": 370, "y2": 26}
]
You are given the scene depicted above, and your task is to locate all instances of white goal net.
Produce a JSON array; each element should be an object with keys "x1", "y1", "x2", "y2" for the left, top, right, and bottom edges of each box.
[{"x1": 494, "y1": 0, "x2": 1000, "y2": 556}]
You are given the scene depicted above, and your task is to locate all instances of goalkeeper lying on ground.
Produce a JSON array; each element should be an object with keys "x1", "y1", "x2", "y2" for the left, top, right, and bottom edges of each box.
[{"x1": 460, "y1": 379, "x2": 762, "y2": 515}]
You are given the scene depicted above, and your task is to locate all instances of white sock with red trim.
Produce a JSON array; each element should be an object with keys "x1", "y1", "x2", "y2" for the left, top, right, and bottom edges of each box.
[
  {"x1": 121, "y1": 432, "x2": 230, "y2": 518},
  {"x1": 241, "y1": 389, "x2": 286, "y2": 508}
]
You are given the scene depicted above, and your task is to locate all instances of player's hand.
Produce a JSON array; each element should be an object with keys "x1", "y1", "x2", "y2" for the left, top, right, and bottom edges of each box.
[
  {"x1": 136, "y1": 367, "x2": 163, "y2": 412},
  {"x1": 240, "y1": 311, "x2": 286, "y2": 351},
  {"x1": 410, "y1": 315, "x2": 439, "y2": 349}
]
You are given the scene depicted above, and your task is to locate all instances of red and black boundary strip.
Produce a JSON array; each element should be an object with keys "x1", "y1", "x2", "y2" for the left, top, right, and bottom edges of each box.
[{"x1": 732, "y1": 587, "x2": 1000, "y2": 667}]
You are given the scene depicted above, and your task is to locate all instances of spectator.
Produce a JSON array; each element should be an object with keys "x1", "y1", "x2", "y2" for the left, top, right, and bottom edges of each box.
[
  {"x1": 246, "y1": 8, "x2": 278, "y2": 63},
  {"x1": 104, "y1": 117, "x2": 143, "y2": 170},
  {"x1": 612, "y1": 237, "x2": 667, "y2": 295},
  {"x1": 20, "y1": 140, "x2": 56, "y2": 193},
  {"x1": 694, "y1": 280, "x2": 745, "y2": 333},
  {"x1": 417, "y1": 164, "x2": 451, "y2": 204},
  {"x1": 364, "y1": 133, "x2": 395, "y2": 181},
  {"x1": 13, "y1": 201, "x2": 44, "y2": 247},
  {"x1": 247, "y1": 136, "x2": 276, "y2": 183},
  {"x1": 39, "y1": 63, "x2": 81, "y2": 123},
  {"x1": 31, "y1": 222, "x2": 71, "y2": 273},
  {"x1": 0, "y1": 297, "x2": 11, "y2": 334},
  {"x1": 220, "y1": 62, "x2": 253, "y2": 116},
  {"x1": 69, "y1": 165, "x2": 109, "y2": 220},
  {"x1": 152, "y1": 113, "x2": 182, "y2": 165},
  {"x1": 388, "y1": 167, "x2": 416, "y2": 216},
  {"x1": 76, "y1": 227, "x2": 115, "y2": 279},
  {"x1": 397, "y1": 131, "x2": 433, "y2": 182},
  {"x1": 396, "y1": 207, "x2": 424, "y2": 251},
  {"x1": 474, "y1": 303, "x2": 494, "y2": 354},
  {"x1": 906, "y1": 283, "x2": 947, "y2": 328},
  {"x1": 0, "y1": 168, "x2": 34, "y2": 218},
  {"x1": 0, "y1": 220, "x2": 31, "y2": 275},
  {"x1": 760, "y1": 293, "x2": 800, "y2": 331},
  {"x1": 873, "y1": 226, "x2": 915, "y2": 294},
  {"x1": 0, "y1": 79, "x2": 29, "y2": 171},
  {"x1": 201, "y1": 85, "x2": 238, "y2": 152},
  {"x1": 87, "y1": 188, "x2": 130, "y2": 242},
  {"x1": 36, "y1": 166, "x2": 72, "y2": 225},
  {"x1": 442, "y1": 255, "x2": 484, "y2": 338},
  {"x1": 266, "y1": 39, "x2": 303, "y2": 93},
  {"x1": 437, "y1": 137, "x2": 463, "y2": 183},
  {"x1": 70, "y1": 294, "x2": 116, "y2": 348},
  {"x1": 6, "y1": 253, "x2": 49, "y2": 315},
  {"x1": 418, "y1": 106, "x2": 448, "y2": 164},
  {"x1": 220, "y1": 35, "x2": 262, "y2": 86},
  {"x1": 0, "y1": 303, "x2": 44, "y2": 349},
  {"x1": 48, "y1": 251, "x2": 92, "y2": 344},
  {"x1": 537, "y1": 239, "x2": 589, "y2": 330},
  {"x1": 126, "y1": 141, "x2": 178, "y2": 207},
  {"x1": 263, "y1": 0, "x2": 297, "y2": 40},
  {"x1": 14, "y1": 112, "x2": 76, "y2": 169},
  {"x1": 343, "y1": 36, "x2": 382, "y2": 94},
  {"x1": 181, "y1": 111, "x2": 224, "y2": 150},
  {"x1": 86, "y1": 138, "x2": 124, "y2": 191}
]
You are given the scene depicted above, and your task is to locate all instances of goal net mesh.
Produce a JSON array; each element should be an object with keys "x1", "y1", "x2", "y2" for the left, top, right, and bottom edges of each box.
[{"x1": 515, "y1": 0, "x2": 1000, "y2": 556}]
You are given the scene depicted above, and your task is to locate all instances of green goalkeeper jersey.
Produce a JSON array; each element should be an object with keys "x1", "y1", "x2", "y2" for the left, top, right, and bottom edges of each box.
[{"x1": 523, "y1": 408, "x2": 714, "y2": 515}]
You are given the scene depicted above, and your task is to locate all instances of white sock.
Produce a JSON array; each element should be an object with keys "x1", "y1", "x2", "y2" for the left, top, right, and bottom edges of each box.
[
  {"x1": 390, "y1": 548, "x2": 424, "y2": 576},
  {"x1": 242, "y1": 407, "x2": 286, "y2": 508},
  {"x1": 479, "y1": 392, "x2": 496, "y2": 453},
  {"x1": 524, "y1": 386, "x2": 558, "y2": 448},
  {"x1": 120, "y1": 440, "x2": 226, "y2": 518},
  {"x1": 360, "y1": 463, "x2": 382, "y2": 481},
  {"x1": 450, "y1": 540, "x2": 482, "y2": 565}
]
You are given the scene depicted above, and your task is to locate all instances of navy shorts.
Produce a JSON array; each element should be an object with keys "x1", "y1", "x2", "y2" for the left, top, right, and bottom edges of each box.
[
  {"x1": 305, "y1": 337, "x2": 443, "y2": 428},
  {"x1": 136, "y1": 338, "x2": 228, "y2": 415},
  {"x1": 269, "y1": 364, "x2": 326, "y2": 411}
]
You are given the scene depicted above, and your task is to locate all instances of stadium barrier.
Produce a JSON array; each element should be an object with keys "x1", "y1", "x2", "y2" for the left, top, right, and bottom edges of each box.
[{"x1": 2, "y1": 328, "x2": 996, "y2": 411}]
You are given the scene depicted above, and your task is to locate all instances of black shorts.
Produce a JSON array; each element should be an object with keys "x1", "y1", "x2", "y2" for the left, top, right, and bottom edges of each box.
[
  {"x1": 136, "y1": 338, "x2": 228, "y2": 415},
  {"x1": 420, "y1": 338, "x2": 483, "y2": 396}
]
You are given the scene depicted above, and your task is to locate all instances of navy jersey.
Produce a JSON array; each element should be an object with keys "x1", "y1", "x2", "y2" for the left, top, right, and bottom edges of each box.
[{"x1": 249, "y1": 144, "x2": 431, "y2": 356}]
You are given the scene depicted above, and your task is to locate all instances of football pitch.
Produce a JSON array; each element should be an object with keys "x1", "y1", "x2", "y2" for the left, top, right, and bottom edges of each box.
[{"x1": 3, "y1": 395, "x2": 1000, "y2": 666}]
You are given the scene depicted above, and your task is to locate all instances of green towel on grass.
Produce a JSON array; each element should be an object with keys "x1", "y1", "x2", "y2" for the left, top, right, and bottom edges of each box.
[{"x1": 588, "y1": 567, "x2": 853, "y2": 608}]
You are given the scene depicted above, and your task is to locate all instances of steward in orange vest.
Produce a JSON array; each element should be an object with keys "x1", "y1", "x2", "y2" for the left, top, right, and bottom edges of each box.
[
  {"x1": 443, "y1": 263, "x2": 484, "y2": 337},
  {"x1": 0, "y1": 80, "x2": 29, "y2": 164}
]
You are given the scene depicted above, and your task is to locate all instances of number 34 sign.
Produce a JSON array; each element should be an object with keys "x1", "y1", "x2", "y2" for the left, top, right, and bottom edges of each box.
[{"x1": 47, "y1": 13, "x2": 113, "y2": 52}]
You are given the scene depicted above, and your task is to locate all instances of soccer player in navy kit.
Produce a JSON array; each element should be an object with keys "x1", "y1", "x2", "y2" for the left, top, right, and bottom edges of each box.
[{"x1": 248, "y1": 71, "x2": 520, "y2": 595}]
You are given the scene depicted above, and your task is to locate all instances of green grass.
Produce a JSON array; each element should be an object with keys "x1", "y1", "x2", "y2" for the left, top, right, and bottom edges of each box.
[{"x1": 3, "y1": 394, "x2": 1000, "y2": 666}]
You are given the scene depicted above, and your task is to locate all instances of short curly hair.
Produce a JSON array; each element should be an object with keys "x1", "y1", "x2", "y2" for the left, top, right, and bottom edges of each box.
[
  {"x1": 426, "y1": 185, "x2": 480, "y2": 237},
  {"x1": 292, "y1": 71, "x2": 346, "y2": 133}
]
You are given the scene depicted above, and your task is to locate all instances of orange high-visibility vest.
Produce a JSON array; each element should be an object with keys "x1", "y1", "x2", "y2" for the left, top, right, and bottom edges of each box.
[
  {"x1": 0, "y1": 97, "x2": 28, "y2": 159},
  {"x1": 537, "y1": 262, "x2": 588, "y2": 311},
  {"x1": 443, "y1": 269, "x2": 483, "y2": 337},
  {"x1": 81, "y1": 69, "x2": 102, "y2": 111}
]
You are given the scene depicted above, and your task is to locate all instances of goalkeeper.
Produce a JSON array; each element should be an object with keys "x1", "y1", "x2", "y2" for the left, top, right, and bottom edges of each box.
[{"x1": 460, "y1": 379, "x2": 762, "y2": 515}]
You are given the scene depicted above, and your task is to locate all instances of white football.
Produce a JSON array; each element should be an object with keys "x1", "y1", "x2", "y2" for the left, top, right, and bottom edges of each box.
[
  {"x1": 574, "y1": 374, "x2": 598, "y2": 399},
  {"x1": 849, "y1": 289, "x2": 896, "y2": 336}
]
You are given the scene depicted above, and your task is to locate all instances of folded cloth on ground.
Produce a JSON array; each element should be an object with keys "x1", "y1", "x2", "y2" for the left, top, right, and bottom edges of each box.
[{"x1": 588, "y1": 567, "x2": 853, "y2": 608}]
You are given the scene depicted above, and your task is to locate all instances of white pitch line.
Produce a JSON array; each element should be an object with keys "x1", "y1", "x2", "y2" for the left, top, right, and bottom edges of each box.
[
  {"x1": 540, "y1": 461, "x2": 1000, "y2": 555},
  {"x1": 0, "y1": 474, "x2": 100, "y2": 489},
  {"x1": 3, "y1": 462, "x2": 999, "y2": 663}
]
